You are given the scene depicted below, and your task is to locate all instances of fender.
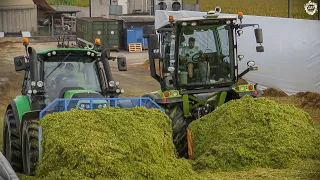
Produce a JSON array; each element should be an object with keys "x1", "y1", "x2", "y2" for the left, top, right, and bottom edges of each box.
[
  {"x1": 7, "y1": 101, "x2": 21, "y2": 131},
  {"x1": 21, "y1": 111, "x2": 41, "y2": 135},
  {"x1": 8, "y1": 96, "x2": 31, "y2": 128}
]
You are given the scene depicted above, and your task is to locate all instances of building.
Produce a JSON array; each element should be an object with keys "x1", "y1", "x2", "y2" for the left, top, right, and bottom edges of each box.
[{"x1": 0, "y1": 0, "x2": 37, "y2": 33}]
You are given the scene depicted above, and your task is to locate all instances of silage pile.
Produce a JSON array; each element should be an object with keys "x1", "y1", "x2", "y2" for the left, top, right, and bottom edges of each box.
[
  {"x1": 188, "y1": 95, "x2": 320, "y2": 173},
  {"x1": 35, "y1": 107, "x2": 197, "y2": 180}
]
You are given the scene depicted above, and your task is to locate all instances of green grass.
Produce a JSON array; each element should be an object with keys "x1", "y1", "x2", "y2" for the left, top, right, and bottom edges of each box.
[{"x1": 46, "y1": 0, "x2": 318, "y2": 20}]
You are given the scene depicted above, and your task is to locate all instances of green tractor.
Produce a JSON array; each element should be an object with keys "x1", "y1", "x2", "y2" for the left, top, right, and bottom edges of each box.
[
  {"x1": 142, "y1": 8, "x2": 265, "y2": 158},
  {"x1": 2, "y1": 37, "x2": 129, "y2": 175}
]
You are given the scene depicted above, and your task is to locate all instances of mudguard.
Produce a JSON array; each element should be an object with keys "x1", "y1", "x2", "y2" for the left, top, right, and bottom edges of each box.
[
  {"x1": 7, "y1": 101, "x2": 21, "y2": 131},
  {"x1": 0, "y1": 152, "x2": 19, "y2": 180},
  {"x1": 21, "y1": 111, "x2": 41, "y2": 131}
]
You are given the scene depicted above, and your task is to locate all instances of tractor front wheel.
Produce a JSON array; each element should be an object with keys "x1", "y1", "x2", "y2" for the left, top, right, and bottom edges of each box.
[
  {"x1": 22, "y1": 120, "x2": 39, "y2": 176},
  {"x1": 2, "y1": 108, "x2": 22, "y2": 172},
  {"x1": 165, "y1": 103, "x2": 188, "y2": 158}
]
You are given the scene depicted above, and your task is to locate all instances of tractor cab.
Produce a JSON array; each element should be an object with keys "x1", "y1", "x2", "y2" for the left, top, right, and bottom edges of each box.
[
  {"x1": 143, "y1": 8, "x2": 264, "y2": 95},
  {"x1": 13, "y1": 37, "x2": 127, "y2": 110},
  {"x1": 39, "y1": 49, "x2": 107, "y2": 103}
]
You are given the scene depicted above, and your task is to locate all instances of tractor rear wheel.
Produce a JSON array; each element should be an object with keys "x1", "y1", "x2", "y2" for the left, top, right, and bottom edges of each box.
[
  {"x1": 165, "y1": 103, "x2": 188, "y2": 158},
  {"x1": 2, "y1": 108, "x2": 22, "y2": 172},
  {"x1": 22, "y1": 120, "x2": 39, "y2": 176}
]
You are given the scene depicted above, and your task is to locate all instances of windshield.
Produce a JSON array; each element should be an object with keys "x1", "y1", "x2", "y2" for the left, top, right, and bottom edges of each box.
[
  {"x1": 178, "y1": 24, "x2": 234, "y2": 86},
  {"x1": 43, "y1": 57, "x2": 102, "y2": 103}
]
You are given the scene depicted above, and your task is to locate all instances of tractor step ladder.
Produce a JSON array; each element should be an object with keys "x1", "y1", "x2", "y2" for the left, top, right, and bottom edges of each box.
[{"x1": 128, "y1": 43, "x2": 142, "y2": 52}]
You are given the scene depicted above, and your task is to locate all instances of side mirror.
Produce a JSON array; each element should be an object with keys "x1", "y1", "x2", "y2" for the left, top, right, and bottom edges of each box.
[
  {"x1": 117, "y1": 56, "x2": 127, "y2": 71},
  {"x1": 149, "y1": 34, "x2": 160, "y2": 59},
  {"x1": 105, "y1": 49, "x2": 111, "y2": 58},
  {"x1": 143, "y1": 25, "x2": 155, "y2": 38},
  {"x1": 256, "y1": 46, "x2": 264, "y2": 52},
  {"x1": 254, "y1": 28, "x2": 263, "y2": 44},
  {"x1": 14, "y1": 56, "x2": 27, "y2": 71}
]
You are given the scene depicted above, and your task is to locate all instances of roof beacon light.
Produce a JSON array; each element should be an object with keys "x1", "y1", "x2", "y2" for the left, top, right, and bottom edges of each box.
[
  {"x1": 238, "y1": 12, "x2": 244, "y2": 19},
  {"x1": 95, "y1": 38, "x2": 101, "y2": 45},
  {"x1": 169, "y1": 15, "x2": 174, "y2": 21},
  {"x1": 23, "y1": 38, "x2": 29, "y2": 46}
]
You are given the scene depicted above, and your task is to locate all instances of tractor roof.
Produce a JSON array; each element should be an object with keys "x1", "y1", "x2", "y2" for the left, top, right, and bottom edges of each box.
[
  {"x1": 175, "y1": 15, "x2": 237, "y2": 22},
  {"x1": 37, "y1": 48, "x2": 100, "y2": 55}
]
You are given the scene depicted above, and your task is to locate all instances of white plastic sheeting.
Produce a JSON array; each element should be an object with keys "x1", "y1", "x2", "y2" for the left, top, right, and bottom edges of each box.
[{"x1": 154, "y1": 10, "x2": 320, "y2": 95}]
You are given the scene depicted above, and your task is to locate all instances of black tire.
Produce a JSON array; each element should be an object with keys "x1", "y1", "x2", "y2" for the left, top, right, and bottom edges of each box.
[
  {"x1": 225, "y1": 90, "x2": 240, "y2": 103},
  {"x1": 165, "y1": 103, "x2": 188, "y2": 158},
  {"x1": 22, "y1": 120, "x2": 39, "y2": 176},
  {"x1": 2, "y1": 108, "x2": 23, "y2": 172}
]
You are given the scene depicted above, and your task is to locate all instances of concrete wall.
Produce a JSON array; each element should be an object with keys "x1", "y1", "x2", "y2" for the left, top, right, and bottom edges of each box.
[
  {"x1": 90, "y1": 0, "x2": 110, "y2": 18},
  {"x1": 0, "y1": 0, "x2": 34, "y2": 6},
  {"x1": 127, "y1": 0, "x2": 149, "y2": 14},
  {"x1": 117, "y1": 0, "x2": 128, "y2": 14},
  {"x1": 0, "y1": 4, "x2": 37, "y2": 33}
]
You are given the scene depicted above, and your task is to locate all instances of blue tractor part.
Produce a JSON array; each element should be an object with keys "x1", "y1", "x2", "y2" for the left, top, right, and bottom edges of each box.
[{"x1": 38, "y1": 97, "x2": 165, "y2": 158}]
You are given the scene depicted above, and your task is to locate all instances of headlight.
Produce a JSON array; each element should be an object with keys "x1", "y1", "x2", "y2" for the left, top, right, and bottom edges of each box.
[
  {"x1": 31, "y1": 81, "x2": 36, "y2": 86},
  {"x1": 103, "y1": 104, "x2": 107, "y2": 108},
  {"x1": 181, "y1": 22, "x2": 187, "y2": 26},
  {"x1": 80, "y1": 104, "x2": 85, "y2": 108},
  {"x1": 109, "y1": 81, "x2": 115, "y2": 87},
  {"x1": 116, "y1": 81, "x2": 120, "y2": 86},
  {"x1": 173, "y1": 91, "x2": 178, "y2": 96},
  {"x1": 33, "y1": 90, "x2": 37, "y2": 94},
  {"x1": 98, "y1": 104, "x2": 103, "y2": 108},
  {"x1": 247, "y1": 61, "x2": 255, "y2": 67},
  {"x1": 121, "y1": 89, "x2": 124, "y2": 93},
  {"x1": 27, "y1": 89, "x2": 32, "y2": 94},
  {"x1": 85, "y1": 104, "x2": 90, "y2": 109},
  {"x1": 52, "y1": 51, "x2": 56, "y2": 55},
  {"x1": 191, "y1": 22, "x2": 197, "y2": 26},
  {"x1": 116, "y1": 89, "x2": 120, "y2": 93},
  {"x1": 37, "y1": 81, "x2": 43, "y2": 87}
]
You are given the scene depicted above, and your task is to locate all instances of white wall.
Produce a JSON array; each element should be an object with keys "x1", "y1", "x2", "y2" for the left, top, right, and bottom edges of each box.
[
  {"x1": 90, "y1": 0, "x2": 110, "y2": 18},
  {"x1": 127, "y1": 0, "x2": 149, "y2": 13},
  {"x1": 0, "y1": 1, "x2": 37, "y2": 33},
  {"x1": 0, "y1": 0, "x2": 34, "y2": 6},
  {"x1": 118, "y1": 0, "x2": 128, "y2": 14}
]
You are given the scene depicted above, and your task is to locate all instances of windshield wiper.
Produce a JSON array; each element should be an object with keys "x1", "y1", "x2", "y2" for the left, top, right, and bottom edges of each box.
[{"x1": 45, "y1": 52, "x2": 72, "y2": 79}]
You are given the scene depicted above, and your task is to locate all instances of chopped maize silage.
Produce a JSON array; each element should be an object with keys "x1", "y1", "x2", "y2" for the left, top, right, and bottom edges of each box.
[
  {"x1": 188, "y1": 95, "x2": 320, "y2": 172},
  {"x1": 35, "y1": 107, "x2": 197, "y2": 180}
]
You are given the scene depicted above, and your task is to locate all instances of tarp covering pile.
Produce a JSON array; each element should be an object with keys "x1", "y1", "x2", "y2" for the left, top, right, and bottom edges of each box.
[
  {"x1": 188, "y1": 95, "x2": 320, "y2": 172},
  {"x1": 155, "y1": 10, "x2": 320, "y2": 95},
  {"x1": 34, "y1": 107, "x2": 197, "y2": 180}
]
